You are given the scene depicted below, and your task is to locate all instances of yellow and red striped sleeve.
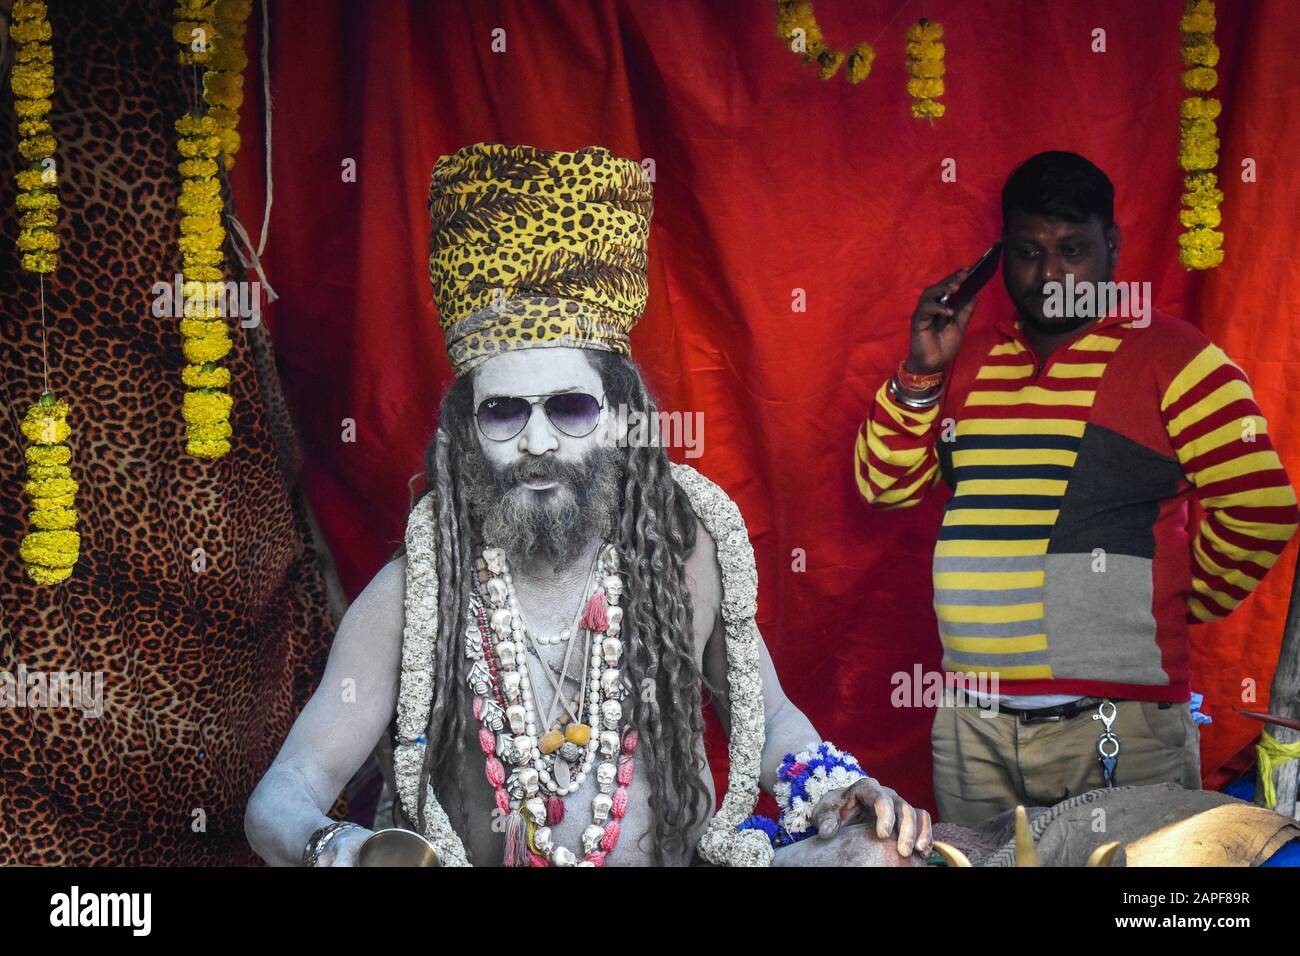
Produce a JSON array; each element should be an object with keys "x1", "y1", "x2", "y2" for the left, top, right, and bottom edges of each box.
[
  {"x1": 1161, "y1": 344, "x2": 1299, "y2": 622},
  {"x1": 854, "y1": 378, "x2": 943, "y2": 508}
]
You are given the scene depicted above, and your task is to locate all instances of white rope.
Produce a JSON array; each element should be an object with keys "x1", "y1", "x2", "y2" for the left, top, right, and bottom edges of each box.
[
  {"x1": 255, "y1": 0, "x2": 273, "y2": 259},
  {"x1": 227, "y1": 0, "x2": 278, "y2": 302}
]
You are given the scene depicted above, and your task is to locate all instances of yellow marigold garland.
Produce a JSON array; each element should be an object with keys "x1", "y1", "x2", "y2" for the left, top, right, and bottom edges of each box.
[
  {"x1": 174, "y1": 2, "x2": 238, "y2": 459},
  {"x1": 10, "y1": 0, "x2": 59, "y2": 273},
  {"x1": 19, "y1": 395, "x2": 80, "y2": 585},
  {"x1": 905, "y1": 19, "x2": 945, "y2": 119},
  {"x1": 846, "y1": 42, "x2": 875, "y2": 85},
  {"x1": 774, "y1": 1, "x2": 874, "y2": 84},
  {"x1": 10, "y1": 3, "x2": 80, "y2": 585},
  {"x1": 174, "y1": 0, "x2": 215, "y2": 66},
  {"x1": 1178, "y1": 1, "x2": 1224, "y2": 269},
  {"x1": 206, "y1": 0, "x2": 252, "y2": 170}
]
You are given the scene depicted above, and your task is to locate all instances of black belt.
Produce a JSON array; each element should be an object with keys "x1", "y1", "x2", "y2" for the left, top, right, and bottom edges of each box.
[
  {"x1": 994, "y1": 696, "x2": 1107, "y2": 723},
  {"x1": 969, "y1": 695, "x2": 1175, "y2": 723},
  {"x1": 950, "y1": 691, "x2": 1107, "y2": 723}
]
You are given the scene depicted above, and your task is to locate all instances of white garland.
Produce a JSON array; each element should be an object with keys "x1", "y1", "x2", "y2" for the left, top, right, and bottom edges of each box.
[
  {"x1": 393, "y1": 491, "x2": 471, "y2": 867},
  {"x1": 392, "y1": 463, "x2": 771, "y2": 867},
  {"x1": 669, "y1": 463, "x2": 772, "y2": 867},
  {"x1": 772, "y1": 742, "x2": 867, "y2": 836}
]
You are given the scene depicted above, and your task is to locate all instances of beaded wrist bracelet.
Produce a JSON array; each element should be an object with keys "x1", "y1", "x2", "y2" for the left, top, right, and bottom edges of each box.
[{"x1": 772, "y1": 742, "x2": 868, "y2": 837}]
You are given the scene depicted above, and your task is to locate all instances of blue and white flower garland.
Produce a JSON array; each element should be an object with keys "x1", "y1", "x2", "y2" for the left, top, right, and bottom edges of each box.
[{"x1": 741, "y1": 741, "x2": 868, "y2": 846}]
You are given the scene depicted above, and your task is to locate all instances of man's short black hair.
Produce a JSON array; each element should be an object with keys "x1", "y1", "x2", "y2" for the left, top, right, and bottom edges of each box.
[{"x1": 1002, "y1": 151, "x2": 1114, "y2": 228}]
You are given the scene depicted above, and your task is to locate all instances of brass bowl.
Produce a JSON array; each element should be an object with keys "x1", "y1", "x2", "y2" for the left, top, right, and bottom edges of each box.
[{"x1": 357, "y1": 828, "x2": 442, "y2": 868}]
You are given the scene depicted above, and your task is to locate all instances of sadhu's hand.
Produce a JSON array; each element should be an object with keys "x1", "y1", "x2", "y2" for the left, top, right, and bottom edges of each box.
[
  {"x1": 316, "y1": 827, "x2": 372, "y2": 867},
  {"x1": 811, "y1": 777, "x2": 933, "y2": 857}
]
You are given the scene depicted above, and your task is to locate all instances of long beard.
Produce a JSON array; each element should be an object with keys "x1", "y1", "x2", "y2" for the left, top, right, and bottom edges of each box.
[{"x1": 462, "y1": 442, "x2": 624, "y2": 568}]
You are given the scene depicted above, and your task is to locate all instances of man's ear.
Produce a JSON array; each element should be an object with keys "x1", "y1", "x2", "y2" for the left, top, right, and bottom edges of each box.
[{"x1": 1105, "y1": 222, "x2": 1121, "y2": 268}]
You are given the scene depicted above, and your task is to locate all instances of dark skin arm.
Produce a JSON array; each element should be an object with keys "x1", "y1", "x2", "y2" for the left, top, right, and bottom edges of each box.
[{"x1": 902, "y1": 268, "x2": 979, "y2": 385}]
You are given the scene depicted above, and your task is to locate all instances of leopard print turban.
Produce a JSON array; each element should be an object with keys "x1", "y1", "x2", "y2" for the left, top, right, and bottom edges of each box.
[{"x1": 427, "y1": 143, "x2": 653, "y2": 375}]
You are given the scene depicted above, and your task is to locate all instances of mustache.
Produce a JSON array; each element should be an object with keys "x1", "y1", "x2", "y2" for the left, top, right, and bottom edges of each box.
[{"x1": 508, "y1": 455, "x2": 591, "y2": 486}]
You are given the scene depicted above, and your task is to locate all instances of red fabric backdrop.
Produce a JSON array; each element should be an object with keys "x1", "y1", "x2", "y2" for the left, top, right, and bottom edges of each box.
[{"x1": 231, "y1": 0, "x2": 1300, "y2": 810}]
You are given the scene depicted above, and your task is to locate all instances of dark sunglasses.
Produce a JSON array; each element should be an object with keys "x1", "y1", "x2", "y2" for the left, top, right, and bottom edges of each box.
[{"x1": 474, "y1": 391, "x2": 606, "y2": 442}]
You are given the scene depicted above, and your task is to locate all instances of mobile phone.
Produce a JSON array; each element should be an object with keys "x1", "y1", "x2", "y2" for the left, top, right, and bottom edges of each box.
[{"x1": 936, "y1": 241, "x2": 1002, "y2": 322}]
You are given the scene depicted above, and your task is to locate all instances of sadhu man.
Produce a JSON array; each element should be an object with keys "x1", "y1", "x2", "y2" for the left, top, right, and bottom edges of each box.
[{"x1": 247, "y1": 143, "x2": 933, "y2": 866}]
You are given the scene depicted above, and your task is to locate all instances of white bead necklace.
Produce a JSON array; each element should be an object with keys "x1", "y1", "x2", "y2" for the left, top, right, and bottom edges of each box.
[
  {"x1": 473, "y1": 543, "x2": 626, "y2": 799},
  {"x1": 468, "y1": 541, "x2": 631, "y2": 865},
  {"x1": 512, "y1": 546, "x2": 600, "y2": 647}
]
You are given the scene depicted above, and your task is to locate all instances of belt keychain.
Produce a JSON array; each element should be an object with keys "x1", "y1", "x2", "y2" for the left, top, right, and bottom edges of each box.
[{"x1": 1092, "y1": 699, "x2": 1120, "y2": 787}]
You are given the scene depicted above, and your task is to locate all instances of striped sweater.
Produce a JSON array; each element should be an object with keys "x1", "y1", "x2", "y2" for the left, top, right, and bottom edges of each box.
[{"x1": 855, "y1": 309, "x2": 1298, "y2": 701}]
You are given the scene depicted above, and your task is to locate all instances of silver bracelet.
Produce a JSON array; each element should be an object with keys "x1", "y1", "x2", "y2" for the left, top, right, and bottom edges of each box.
[
  {"x1": 888, "y1": 375, "x2": 943, "y2": 409},
  {"x1": 303, "y1": 821, "x2": 363, "y2": 867}
]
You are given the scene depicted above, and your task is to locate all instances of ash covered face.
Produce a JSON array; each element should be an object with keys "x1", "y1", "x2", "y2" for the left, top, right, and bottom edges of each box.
[{"x1": 464, "y1": 347, "x2": 624, "y2": 568}]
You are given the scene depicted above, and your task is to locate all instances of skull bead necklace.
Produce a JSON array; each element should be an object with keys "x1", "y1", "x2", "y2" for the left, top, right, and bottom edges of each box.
[{"x1": 468, "y1": 542, "x2": 638, "y2": 866}]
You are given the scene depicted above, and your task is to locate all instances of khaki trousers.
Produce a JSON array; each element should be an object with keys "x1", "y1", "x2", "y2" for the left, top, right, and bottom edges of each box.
[{"x1": 931, "y1": 699, "x2": 1201, "y2": 826}]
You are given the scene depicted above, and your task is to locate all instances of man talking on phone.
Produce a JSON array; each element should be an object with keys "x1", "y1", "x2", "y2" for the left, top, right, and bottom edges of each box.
[{"x1": 853, "y1": 151, "x2": 1297, "y2": 825}]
